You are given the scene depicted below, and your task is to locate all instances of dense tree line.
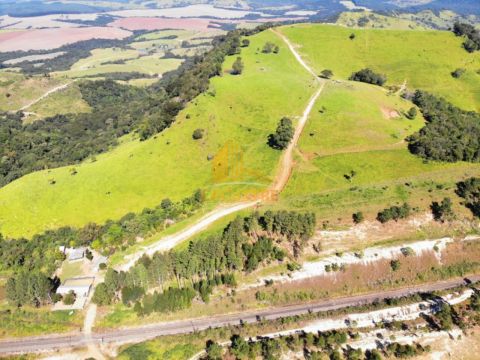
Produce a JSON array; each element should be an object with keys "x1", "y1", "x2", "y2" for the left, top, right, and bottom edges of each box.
[
  {"x1": 0, "y1": 34, "x2": 144, "y2": 74},
  {"x1": 92, "y1": 210, "x2": 316, "y2": 313},
  {"x1": 138, "y1": 24, "x2": 273, "y2": 139},
  {"x1": 205, "y1": 330, "x2": 386, "y2": 360},
  {"x1": 376, "y1": 203, "x2": 411, "y2": 223},
  {"x1": 0, "y1": 190, "x2": 205, "y2": 277},
  {"x1": 407, "y1": 90, "x2": 480, "y2": 162},
  {"x1": 5, "y1": 271, "x2": 57, "y2": 307},
  {"x1": 0, "y1": 80, "x2": 150, "y2": 186},
  {"x1": 0, "y1": 25, "x2": 274, "y2": 187},
  {"x1": 453, "y1": 22, "x2": 480, "y2": 52},
  {"x1": 350, "y1": 68, "x2": 387, "y2": 86},
  {"x1": 456, "y1": 177, "x2": 480, "y2": 218}
]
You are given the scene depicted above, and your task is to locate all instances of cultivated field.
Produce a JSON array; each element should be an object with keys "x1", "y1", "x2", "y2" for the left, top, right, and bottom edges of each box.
[
  {"x1": 109, "y1": 17, "x2": 214, "y2": 31},
  {"x1": 0, "y1": 30, "x2": 316, "y2": 238},
  {"x1": 280, "y1": 24, "x2": 480, "y2": 111},
  {"x1": 52, "y1": 47, "x2": 183, "y2": 79},
  {"x1": 0, "y1": 27, "x2": 132, "y2": 52}
]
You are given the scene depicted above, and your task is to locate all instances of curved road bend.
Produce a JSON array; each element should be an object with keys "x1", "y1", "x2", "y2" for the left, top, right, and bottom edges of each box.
[{"x1": 1, "y1": 276, "x2": 478, "y2": 355}]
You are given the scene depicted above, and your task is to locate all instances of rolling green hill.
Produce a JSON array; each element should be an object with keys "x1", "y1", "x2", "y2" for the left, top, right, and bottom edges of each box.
[
  {"x1": 277, "y1": 80, "x2": 480, "y2": 221},
  {"x1": 280, "y1": 24, "x2": 480, "y2": 111},
  {"x1": 0, "y1": 30, "x2": 316, "y2": 238}
]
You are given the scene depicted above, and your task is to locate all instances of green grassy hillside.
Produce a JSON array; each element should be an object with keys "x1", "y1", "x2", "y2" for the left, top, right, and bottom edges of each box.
[
  {"x1": 280, "y1": 24, "x2": 480, "y2": 111},
  {"x1": 277, "y1": 81, "x2": 480, "y2": 221},
  {"x1": 0, "y1": 30, "x2": 316, "y2": 238}
]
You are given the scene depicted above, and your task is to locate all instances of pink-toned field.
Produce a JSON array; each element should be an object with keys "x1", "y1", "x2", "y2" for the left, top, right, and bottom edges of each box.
[
  {"x1": 109, "y1": 17, "x2": 215, "y2": 31},
  {"x1": 0, "y1": 27, "x2": 132, "y2": 52}
]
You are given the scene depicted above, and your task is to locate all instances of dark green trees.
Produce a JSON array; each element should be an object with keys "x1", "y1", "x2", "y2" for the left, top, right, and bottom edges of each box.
[
  {"x1": 92, "y1": 210, "x2": 315, "y2": 314},
  {"x1": 453, "y1": 22, "x2": 480, "y2": 52},
  {"x1": 352, "y1": 211, "x2": 364, "y2": 224},
  {"x1": 192, "y1": 128, "x2": 205, "y2": 140},
  {"x1": 406, "y1": 107, "x2": 417, "y2": 119},
  {"x1": 231, "y1": 57, "x2": 244, "y2": 75},
  {"x1": 456, "y1": 178, "x2": 480, "y2": 217},
  {"x1": 377, "y1": 203, "x2": 411, "y2": 223},
  {"x1": 407, "y1": 91, "x2": 480, "y2": 162},
  {"x1": 350, "y1": 68, "x2": 386, "y2": 86},
  {"x1": 320, "y1": 69, "x2": 333, "y2": 79},
  {"x1": 268, "y1": 117, "x2": 294, "y2": 150},
  {"x1": 5, "y1": 271, "x2": 54, "y2": 307},
  {"x1": 431, "y1": 198, "x2": 454, "y2": 222}
]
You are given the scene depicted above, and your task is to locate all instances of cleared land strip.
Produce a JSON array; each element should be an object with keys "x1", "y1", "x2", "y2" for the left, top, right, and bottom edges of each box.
[
  {"x1": 19, "y1": 81, "x2": 73, "y2": 111},
  {"x1": 0, "y1": 276, "x2": 478, "y2": 355}
]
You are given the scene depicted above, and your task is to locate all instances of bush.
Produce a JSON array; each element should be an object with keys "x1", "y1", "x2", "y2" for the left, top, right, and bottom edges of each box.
[
  {"x1": 262, "y1": 42, "x2": 276, "y2": 53},
  {"x1": 377, "y1": 203, "x2": 411, "y2": 223},
  {"x1": 406, "y1": 107, "x2": 417, "y2": 119},
  {"x1": 451, "y1": 68, "x2": 466, "y2": 78},
  {"x1": 456, "y1": 178, "x2": 480, "y2": 218},
  {"x1": 192, "y1": 128, "x2": 204, "y2": 140},
  {"x1": 352, "y1": 211, "x2": 364, "y2": 224},
  {"x1": 431, "y1": 197, "x2": 454, "y2": 222},
  {"x1": 63, "y1": 291, "x2": 76, "y2": 305},
  {"x1": 350, "y1": 68, "x2": 386, "y2": 86},
  {"x1": 320, "y1": 69, "x2": 333, "y2": 79}
]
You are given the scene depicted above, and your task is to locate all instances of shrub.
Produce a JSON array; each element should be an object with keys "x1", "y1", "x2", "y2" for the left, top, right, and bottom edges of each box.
[
  {"x1": 406, "y1": 107, "x2": 417, "y2": 119},
  {"x1": 377, "y1": 203, "x2": 411, "y2": 223},
  {"x1": 63, "y1": 291, "x2": 76, "y2": 305},
  {"x1": 192, "y1": 128, "x2": 204, "y2": 140},
  {"x1": 231, "y1": 57, "x2": 244, "y2": 75},
  {"x1": 350, "y1": 68, "x2": 386, "y2": 86},
  {"x1": 352, "y1": 211, "x2": 364, "y2": 224},
  {"x1": 451, "y1": 68, "x2": 466, "y2": 78},
  {"x1": 320, "y1": 69, "x2": 333, "y2": 79},
  {"x1": 431, "y1": 197, "x2": 454, "y2": 222},
  {"x1": 456, "y1": 178, "x2": 480, "y2": 218},
  {"x1": 262, "y1": 42, "x2": 276, "y2": 53}
]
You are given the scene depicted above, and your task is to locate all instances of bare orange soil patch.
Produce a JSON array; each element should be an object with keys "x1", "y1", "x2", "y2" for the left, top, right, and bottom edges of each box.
[
  {"x1": 381, "y1": 106, "x2": 400, "y2": 119},
  {"x1": 0, "y1": 27, "x2": 132, "y2": 52},
  {"x1": 109, "y1": 17, "x2": 215, "y2": 31}
]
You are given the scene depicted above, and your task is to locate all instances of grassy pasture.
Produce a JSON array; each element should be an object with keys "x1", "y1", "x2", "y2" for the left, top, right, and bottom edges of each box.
[
  {"x1": 277, "y1": 80, "x2": 480, "y2": 221},
  {"x1": 26, "y1": 83, "x2": 91, "y2": 122},
  {"x1": 336, "y1": 11, "x2": 427, "y2": 30},
  {"x1": 280, "y1": 24, "x2": 480, "y2": 111},
  {"x1": 0, "y1": 71, "x2": 68, "y2": 112},
  {"x1": 0, "y1": 30, "x2": 316, "y2": 238},
  {"x1": 52, "y1": 47, "x2": 183, "y2": 78}
]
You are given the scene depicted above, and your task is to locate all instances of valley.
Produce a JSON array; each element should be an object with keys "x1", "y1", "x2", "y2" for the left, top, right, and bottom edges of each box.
[{"x1": 0, "y1": 1, "x2": 479, "y2": 360}]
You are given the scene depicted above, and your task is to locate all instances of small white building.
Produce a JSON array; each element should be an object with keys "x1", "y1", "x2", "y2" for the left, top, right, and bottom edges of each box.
[
  {"x1": 56, "y1": 277, "x2": 94, "y2": 297},
  {"x1": 59, "y1": 246, "x2": 86, "y2": 261}
]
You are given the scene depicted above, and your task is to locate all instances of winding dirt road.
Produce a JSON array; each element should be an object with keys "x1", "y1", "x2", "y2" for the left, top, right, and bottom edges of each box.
[
  {"x1": 2, "y1": 27, "x2": 326, "y2": 357},
  {"x1": 117, "y1": 28, "x2": 324, "y2": 272},
  {"x1": 19, "y1": 81, "x2": 73, "y2": 111}
]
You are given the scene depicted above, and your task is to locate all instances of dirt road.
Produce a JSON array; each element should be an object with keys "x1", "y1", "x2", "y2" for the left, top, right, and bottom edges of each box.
[
  {"x1": 19, "y1": 81, "x2": 73, "y2": 111},
  {"x1": 118, "y1": 28, "x2": 324, "y2": 272}
]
